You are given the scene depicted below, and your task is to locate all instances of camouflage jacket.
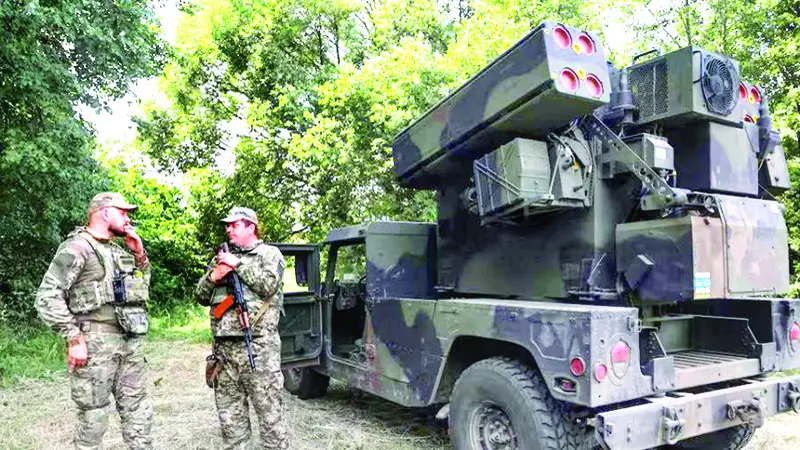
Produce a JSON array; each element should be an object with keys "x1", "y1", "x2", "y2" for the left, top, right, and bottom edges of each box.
[
  {"x1": 35, "y1": 227, "x2": 151, "y2": 340},
  {"x1": 195, "y1": 240, "x2": 284, "y2": 338}
]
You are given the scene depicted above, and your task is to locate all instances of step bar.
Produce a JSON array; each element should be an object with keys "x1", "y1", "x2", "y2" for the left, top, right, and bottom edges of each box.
[{"x1": 594, "y1": 375, "x2": 800, "y2": 449}]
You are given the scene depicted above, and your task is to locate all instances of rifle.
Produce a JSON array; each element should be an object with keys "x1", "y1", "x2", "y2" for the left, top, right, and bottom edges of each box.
[{"x1": 216, "y1": 243, "x2": 257, "y2": 370}]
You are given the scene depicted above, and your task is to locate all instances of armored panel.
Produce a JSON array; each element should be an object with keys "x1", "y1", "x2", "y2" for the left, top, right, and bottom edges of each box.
[
  {"x1": 715, "y1": 195, "x2": 789, "y2": 296},
  {"x1": 667, "y1": 121, "x2": 758, "y2": 196},
  {"x1": 760, "y1": 143, "x2": 791, "y2": 195},
  {"x1": 616, "y1": 216, "x2": 726, "y2": 302},
  {"x1": 392, "y1": 21, "x2": 610, "y2": 188},
  {"x1": 364, "y1": 221, "x2": 438, "y2": 300},
  {"x1": 617, "y1": 196, "x2": 789, "y2": 301},
  {"x1": 628, "y1": 46, "x2": 742, "y2": 126}
]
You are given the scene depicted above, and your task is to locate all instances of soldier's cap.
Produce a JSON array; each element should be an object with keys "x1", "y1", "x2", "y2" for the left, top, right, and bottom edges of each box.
[
  {"x1": 87, "y1": 192, "x2": 137, "y2": 216},
  {"x1": 221, "y1": 207, "x2": 259, "y2": 226}
]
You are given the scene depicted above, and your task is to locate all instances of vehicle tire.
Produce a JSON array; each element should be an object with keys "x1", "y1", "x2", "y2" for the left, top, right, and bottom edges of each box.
[
  {"x1": 665, "y1": 424, "x2": 755, "y2": 450},
  {"x1": 282, "y1": 367, "x2": 330, "y2": 399},
  {"x1": 449, "y1": 356, "x2": 595, "y2": 450}
]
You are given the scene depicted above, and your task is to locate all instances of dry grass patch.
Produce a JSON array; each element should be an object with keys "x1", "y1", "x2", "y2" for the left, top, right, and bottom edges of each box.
[
  {"x1": 0, "y1": 338, "x2": 797, "y2": 449},
  {"x1": 0, "y1": 339, "x2": 447, "y2": 450}
]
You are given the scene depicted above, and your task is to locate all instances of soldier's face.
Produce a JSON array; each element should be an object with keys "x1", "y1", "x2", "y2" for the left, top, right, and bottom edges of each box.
[
  {"x1": 104, "y1": 207, "x2": 131, "y2": 236},
  {"x1": 226, "y1": 220, "x2": 256, "y2": 246}
]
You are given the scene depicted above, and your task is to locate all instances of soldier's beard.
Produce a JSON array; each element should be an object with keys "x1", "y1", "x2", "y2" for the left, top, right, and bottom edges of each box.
[{"x1": 110, "y1": 225, "x2": 127, "y2": 237}]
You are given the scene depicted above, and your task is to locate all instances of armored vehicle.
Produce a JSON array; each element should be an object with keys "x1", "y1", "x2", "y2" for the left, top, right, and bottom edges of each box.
[{"x1": 274, "y1": 21, "x2": 800, "y2": 449}]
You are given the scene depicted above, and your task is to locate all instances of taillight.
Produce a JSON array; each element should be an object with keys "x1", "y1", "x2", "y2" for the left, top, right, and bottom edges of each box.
[
  {"x1": 594, "y1": 363, "x2": 608, "y2": 382},
  {"x1": 749, "y1": 86, "x2": 762, "y2": 104},
  {"x1": 791, "y1": 322, "x2": 800, "y2": 341},
  {"x1": 611, "y1": 340, "x2": 631, "y2": 377},
  {"x1": 560, "y1": 68, "x2": 579, "y2": 93},
  {"x1": 570, "y1": 357, "x2": 586, "y2": 377},
  {"x1": 739, "y1": 82, "x2": 747, "y2": 101},
  {"x1": 577, "y1": 33, "x2": 595, "y2": 55},
  {"x1": 553, "y1": 25, "x2": 572, "y2": 49},
  {"x1": 585, "y1": 74, "x2": 603, "y2": 97},
  {"x1": 744, "y1": 114, "x2": 754, "y2": 123}
]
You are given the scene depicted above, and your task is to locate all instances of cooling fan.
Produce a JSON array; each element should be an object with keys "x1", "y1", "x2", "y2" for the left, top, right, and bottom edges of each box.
[{"x1": 701, "y1": 55, "x2": 739, "y2": 115}]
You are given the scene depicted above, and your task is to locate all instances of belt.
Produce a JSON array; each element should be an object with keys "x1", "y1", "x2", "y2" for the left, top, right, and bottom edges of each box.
[{"x1": 79, "y1": 321, "x2": 124, "y2": 334}]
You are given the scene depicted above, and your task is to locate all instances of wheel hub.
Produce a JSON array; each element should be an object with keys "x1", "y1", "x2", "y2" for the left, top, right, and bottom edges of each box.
[{"x1": 470, "y1": 403, "x2": 517, "y2": 450}]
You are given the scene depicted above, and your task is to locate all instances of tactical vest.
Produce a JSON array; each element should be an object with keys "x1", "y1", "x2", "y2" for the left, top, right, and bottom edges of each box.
[
  {"x1": 67, "y1": 231, "x2": 149, "y2": 333},
  {"x1": 208, "y1": 244, "x2": 282, "y2": 338}
]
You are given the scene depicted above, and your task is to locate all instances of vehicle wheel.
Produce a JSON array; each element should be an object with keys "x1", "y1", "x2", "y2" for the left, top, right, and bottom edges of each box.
[
  {"x1": 665, "y1": 424, "x2": 755, "y2": 450},
  {"x1": 282, "y1": 367, "x2": 330, "y2": 399},
  {"x1": 449, "y1": 357, "x2": 594, "y2": 450}
]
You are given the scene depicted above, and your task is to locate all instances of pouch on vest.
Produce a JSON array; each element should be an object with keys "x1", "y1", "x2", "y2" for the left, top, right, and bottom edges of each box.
[
  {"x1": 68, "y1": 281, "x2": 112, "y2": 314},
  {"x1": 114, "y1": 253, "x2": 149, "y2": 305},
  {"x1": 115, "y1": 306, "x2": 149, "y2": 335}
]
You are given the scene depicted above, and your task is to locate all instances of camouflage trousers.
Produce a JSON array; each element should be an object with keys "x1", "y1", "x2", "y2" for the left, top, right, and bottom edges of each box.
[
  {"x1": 70, "y1": 331, "x2": 153, "y2": 450},
  {"x1": 214, "y1": 333, "x2": 288, "y2": 450}
]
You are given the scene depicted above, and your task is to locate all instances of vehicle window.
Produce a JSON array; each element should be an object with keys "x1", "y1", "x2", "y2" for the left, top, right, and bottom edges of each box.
[{"x1": 334, "y1": 243, "x2": 366, "y2": 283}]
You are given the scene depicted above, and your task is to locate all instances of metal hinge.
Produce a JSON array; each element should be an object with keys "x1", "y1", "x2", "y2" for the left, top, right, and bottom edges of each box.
[{"x1": 662, "y1": 407, "x2": 685, "y2": 445}]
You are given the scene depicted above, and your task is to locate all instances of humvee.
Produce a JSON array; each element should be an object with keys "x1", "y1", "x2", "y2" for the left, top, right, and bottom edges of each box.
[{"x1": 275, "y1": 20, "x2": 800, "y2": 450}]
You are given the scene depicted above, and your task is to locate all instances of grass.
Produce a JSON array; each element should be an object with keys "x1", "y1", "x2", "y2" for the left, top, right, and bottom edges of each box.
[
  {"x1": 149, "y1": 303, "x2": 212, "y2": 343},
  {"x1": 0, "y1": 304, "x2": 212, "y2": 388},
  {"x1": 0, "y1": 340, "x2": 450, "y2": 450},
  {"x1": 0, "y1": 325, "x2": 65, "y2": 388}
]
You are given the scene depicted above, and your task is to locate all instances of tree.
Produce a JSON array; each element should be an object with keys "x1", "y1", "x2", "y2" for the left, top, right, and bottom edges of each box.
[
  {"x1": 0, "y1": 0, "x2": 167, "y2": 324},
  {"x1": 138, "y1": 0, "x2": 622, "y2": 247}
]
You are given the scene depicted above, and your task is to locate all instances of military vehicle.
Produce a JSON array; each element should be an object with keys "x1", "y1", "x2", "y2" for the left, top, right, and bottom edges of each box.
[{"x1": 274, "y1": 20, "x2": 800, "y2": 449}]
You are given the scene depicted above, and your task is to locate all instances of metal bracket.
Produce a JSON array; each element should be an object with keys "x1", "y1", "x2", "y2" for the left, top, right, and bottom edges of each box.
[
  {"x1": 581, "y1": 115, "x2": 687, "y2": 210},
  {"x1": 725, "y1": 397, "x2": 764, "y2": 427},
  {"x1": 787, "y1": 382, "x2": 800, "y2": 413},
  {"x1": 661, "y1": 406, "x2": 685, "y2": 445}
]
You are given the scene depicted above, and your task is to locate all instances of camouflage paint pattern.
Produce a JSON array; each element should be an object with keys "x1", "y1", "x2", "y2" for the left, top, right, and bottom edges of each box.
[
  {"x1": 716, "y1": 195, "x2": 790, "y2": 295},
  {"x1": 71, "y1": 332, "x2": 153, "y2": 450},
  {"x1": 760, "y1": 142, "x2": 792, "y2": 195},
  {"x1": 36, "y1": 227, "x2": 151, "y2": 340},
  {"x1": 197, "y1": 240, "x2": 288, "y2": 449},
  {"x1": 668, "y1": 122, "x2": 759, "y2": 196},
  {"x1": 275, "y1": 24, "x2": 800, "y2": 447},
  {"x1": 392, "y1": 21, "x2": 610, "y2": 188},
  {"x1": 195, "y1": 240, "x2": 285, "y2": 337},
  {"x1": 214, "y1": 335, "x2": 288, "y2": 450},
  {"x1": 36, "y1": 226, "x2": 153, "y2": 449}
]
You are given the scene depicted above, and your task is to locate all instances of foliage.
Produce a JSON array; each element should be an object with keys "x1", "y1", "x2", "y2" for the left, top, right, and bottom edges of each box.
[
  {"x1": 0, "y1": 0, "x2": 167, "y2": 325},
  {"x1": 632, "y1": 0, "x2": 800, "y2": 285},
  {"x1": 136, "y1": 0, "x2": 635, "y2": 248},
  {"x1": 98, "y1": 148, "x2": 206, "y2": 314},
  {"x1": 0, "y1": 325, "x2": 65, "y2": 387}
]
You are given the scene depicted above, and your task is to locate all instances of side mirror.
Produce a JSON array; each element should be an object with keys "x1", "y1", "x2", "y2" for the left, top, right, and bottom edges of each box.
[{"x1": 295, "y1": 256, "x2": 309, "y2": 286}]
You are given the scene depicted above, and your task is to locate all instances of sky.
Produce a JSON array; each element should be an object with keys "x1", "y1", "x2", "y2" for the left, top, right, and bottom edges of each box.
[{"x1": 79, "y1": 2, "x2": 180, "y2": 146}]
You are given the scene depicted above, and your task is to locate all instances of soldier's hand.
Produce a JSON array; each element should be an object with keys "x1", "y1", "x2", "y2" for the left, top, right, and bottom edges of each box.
[
  {"x1": 67, "y1": 336, "x2": 88, "y2": 373},
  {"x1": 123, "y1": 226, "x2": 145, "y2": 258},
  {"x1": 209, "y1": 263, "x2": 234, "y2": 283},
  {"x1": 216, "y1": 251, "x2": 241, "y2": 268}
]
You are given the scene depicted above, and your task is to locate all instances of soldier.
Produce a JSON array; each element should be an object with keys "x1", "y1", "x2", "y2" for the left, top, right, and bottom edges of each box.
[
  {"x1": 35, "y1": 192, "x2": 153, "y2": 450},
  {"x1": 195, "y1": 207, "x2": 288, "y2": 450}
]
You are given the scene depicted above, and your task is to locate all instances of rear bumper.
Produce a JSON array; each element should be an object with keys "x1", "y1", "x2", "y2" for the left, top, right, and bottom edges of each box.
[{"x1": 594, "y1": 375, "x2": 800, "y2": 450}]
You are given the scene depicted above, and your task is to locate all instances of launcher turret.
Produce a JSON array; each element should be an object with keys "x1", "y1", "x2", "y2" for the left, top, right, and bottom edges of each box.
[{"x1": 391, "y1": 23, "x2": 791, "y2": 304}]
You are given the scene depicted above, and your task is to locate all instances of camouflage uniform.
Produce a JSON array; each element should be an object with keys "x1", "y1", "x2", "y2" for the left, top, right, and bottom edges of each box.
[
  {"x1": 195, "y1": 216, "x2": 288, "y2": 450},
  {"x1": 35, "y1": 196, "x2": 153, "y2": 450}
]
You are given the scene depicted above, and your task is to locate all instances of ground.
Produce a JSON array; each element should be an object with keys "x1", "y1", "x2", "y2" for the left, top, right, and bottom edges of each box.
[{"x1": 0, "y1": 340, "x2": 797, "y2": 450}]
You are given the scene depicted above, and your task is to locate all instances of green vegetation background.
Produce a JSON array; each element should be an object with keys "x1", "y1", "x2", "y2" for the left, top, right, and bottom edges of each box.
[{"x1": 2, "y1": 0, "x2": 800, "y2": 385}]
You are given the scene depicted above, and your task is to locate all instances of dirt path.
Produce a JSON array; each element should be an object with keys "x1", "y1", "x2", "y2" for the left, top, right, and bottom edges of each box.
[{"x1": 0, "y1": 339, "x2": 797, "y2": 449}]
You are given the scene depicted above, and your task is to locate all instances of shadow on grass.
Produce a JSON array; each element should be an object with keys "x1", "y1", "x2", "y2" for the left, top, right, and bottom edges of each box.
[{"x1": 293, "y1": 380, "x2": 450, "y2": 448}]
